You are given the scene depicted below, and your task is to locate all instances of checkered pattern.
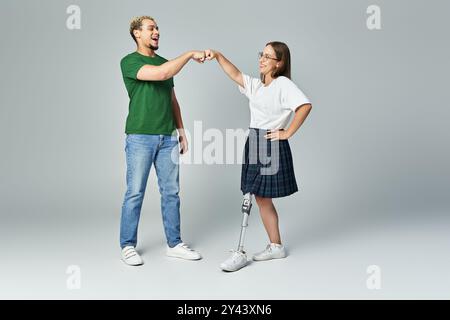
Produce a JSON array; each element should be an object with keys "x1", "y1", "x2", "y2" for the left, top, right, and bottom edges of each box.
[{"x1": 241, "y1": 128, "x2": 298, "y2": 198}]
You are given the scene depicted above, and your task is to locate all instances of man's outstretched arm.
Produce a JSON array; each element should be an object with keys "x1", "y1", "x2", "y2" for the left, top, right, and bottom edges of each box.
[{"x1": 137, "y1": 51, "x2": 205, "y2": 81}]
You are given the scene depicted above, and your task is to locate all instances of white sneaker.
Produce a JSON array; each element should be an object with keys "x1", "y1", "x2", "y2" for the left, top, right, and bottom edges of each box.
[
  {"x1": 121, "y1": 246, "x2": 143, "y2": 266},
  {"x1": 220, "y1": 250, "x2": 248, "y2": 272},
  {"x1": 252, "y1": 243, "x2": 287, "y2": 261},
  {"x1": 166, "y1": 243, "x2": 202, "y2": 260}
]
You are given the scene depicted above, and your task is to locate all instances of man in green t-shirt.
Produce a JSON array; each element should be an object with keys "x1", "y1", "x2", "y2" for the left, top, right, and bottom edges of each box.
[{"x1": 119, "y1": 16, "x2": 205, "y2": 265}]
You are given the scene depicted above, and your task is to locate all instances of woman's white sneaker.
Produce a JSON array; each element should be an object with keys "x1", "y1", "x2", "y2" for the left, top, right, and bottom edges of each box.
[
  {"x1": 121, "y1": 246, "x2": 143, "y2": 266},
  {"x1": 220, "y1": 250, "x2": 248, "y2": 272},
  {"x1": 166, "y1": 243, "x2": 202, "y2": 260},
  {"x1": 252, "y1": 243, "x2": 287, "y2": 261}
]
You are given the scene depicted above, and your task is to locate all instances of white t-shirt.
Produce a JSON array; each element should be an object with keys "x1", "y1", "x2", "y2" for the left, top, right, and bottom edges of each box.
[{"x1": 238, "y1": 73, "x2": 311, "y2": 130}]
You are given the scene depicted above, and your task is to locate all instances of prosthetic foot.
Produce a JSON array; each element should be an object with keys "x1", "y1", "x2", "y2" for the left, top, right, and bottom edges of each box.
[{"x1": 220, "y1": 193, "x2": 252, "y2": 272}]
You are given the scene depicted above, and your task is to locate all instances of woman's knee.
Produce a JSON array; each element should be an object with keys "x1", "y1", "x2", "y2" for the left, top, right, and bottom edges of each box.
[{"x1": 255, "y1": 196, "x2": 273, "y2": 207}]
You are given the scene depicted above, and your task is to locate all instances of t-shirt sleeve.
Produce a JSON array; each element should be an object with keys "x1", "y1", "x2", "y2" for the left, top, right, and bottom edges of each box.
[
  {"x1": 120, "y1": 56, "x2": 146, "y2": 80},
  {"x1": 280, "y1": 77, "x2": 311, "y2": 111},
  {"x1": 238, "y1": 73, "x2": 261, "y2": 98}
]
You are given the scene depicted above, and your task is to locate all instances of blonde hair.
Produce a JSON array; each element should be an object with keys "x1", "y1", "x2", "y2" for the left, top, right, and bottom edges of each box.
[{"x1": 129, "y1": 16, "x2": 155, "y2": 43}]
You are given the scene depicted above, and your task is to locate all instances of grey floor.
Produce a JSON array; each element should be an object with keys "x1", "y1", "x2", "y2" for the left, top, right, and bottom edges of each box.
[{"x1": 1, "y1": 188, "x2": 449, "y2": 300}]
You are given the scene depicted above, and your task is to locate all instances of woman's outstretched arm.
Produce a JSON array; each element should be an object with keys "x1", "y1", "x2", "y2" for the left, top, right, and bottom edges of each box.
[{"x1": 205, "y1": 49, "x2": 244, "y2": 87}]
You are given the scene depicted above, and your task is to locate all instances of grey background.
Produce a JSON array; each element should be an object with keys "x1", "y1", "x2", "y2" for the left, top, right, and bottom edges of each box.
[{"x1": 0, "y1": 0, "x2": 449, "y2": 299}]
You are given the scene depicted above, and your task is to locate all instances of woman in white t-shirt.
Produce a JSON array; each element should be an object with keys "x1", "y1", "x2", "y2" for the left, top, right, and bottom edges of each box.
[{"x1": 205, "y1": 42, "x2": 313, "y2": 271}]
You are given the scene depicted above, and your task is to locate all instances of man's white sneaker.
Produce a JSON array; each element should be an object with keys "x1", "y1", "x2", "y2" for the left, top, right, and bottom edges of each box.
[
  {"x1": 166, "y1": 243, "x2": 202, "y2": 260},
  {"x1": 252, "y1": 243, "x2": 287, "y2": 261},
  {"x1": 121, "y1": 246, "x2": 143, "y2": 266},
  {"x1": 220, "y1": 250, "x2": 248, "y2": 272}
]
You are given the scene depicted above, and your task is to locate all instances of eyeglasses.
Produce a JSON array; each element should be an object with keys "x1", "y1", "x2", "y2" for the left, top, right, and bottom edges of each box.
[{"x1": 258, "y1": 52, "x2": 279, "y2": 61}]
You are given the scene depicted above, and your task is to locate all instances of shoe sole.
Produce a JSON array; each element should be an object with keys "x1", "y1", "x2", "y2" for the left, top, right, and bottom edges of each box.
[
  {"x1": 220, "y1": 263, "x2": 247, "y2": 272},
  {"x1": 166, "y1": 253, "x2": 202, "y2": 261},
  {"x1": 121, "y1": 258, "x2": 144, "y2": 266},
  {"x1": 252, "y1": 254, "x2": 287, "y2": 261}
]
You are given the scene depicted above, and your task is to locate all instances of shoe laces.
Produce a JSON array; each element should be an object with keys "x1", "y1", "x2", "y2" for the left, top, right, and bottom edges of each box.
[
  {"x1": 179, "y1": 243, "x2": 194, "y2": 251},
  {"x1": 123, "y1": 247, "x2": 138, "y2": 259},
  {"x1": 227, "y1": 249, "x2": 245, "y2": 262}
]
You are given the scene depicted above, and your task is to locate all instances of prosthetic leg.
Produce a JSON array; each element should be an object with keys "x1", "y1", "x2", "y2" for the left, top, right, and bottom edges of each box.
[
  {"x1": 238, "y1": 193, "x2": 252, "y2": 252},
  {"x1": 220, "y1": 193, "x2": 253, "y2": 272}
]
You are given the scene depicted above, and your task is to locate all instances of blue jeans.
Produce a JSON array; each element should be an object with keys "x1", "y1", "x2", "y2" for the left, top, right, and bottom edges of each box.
[{"x1": 120, "y1": 134, "x2": 182, "y2": 249}]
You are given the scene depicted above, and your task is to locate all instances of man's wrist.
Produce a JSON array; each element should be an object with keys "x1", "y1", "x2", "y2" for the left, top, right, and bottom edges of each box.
[{"x1": 177, "y1": 128, "x2": 186, "y2": 136}]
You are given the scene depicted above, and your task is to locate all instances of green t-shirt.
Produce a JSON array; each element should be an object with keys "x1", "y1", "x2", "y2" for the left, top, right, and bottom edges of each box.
[{"x1": 120, "y1": 51, "x2": 176, "y2": 135}]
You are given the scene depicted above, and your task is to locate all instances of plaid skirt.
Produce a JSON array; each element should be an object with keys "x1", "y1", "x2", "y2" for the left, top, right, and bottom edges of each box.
[{"x1": 240, "y1": 128, "x2": 298, "y2": 198}]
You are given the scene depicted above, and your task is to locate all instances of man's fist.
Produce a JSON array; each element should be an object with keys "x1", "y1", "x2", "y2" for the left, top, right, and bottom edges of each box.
[{"x1": 191, "y1": 50, "x2": 206, "y2": 63}]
